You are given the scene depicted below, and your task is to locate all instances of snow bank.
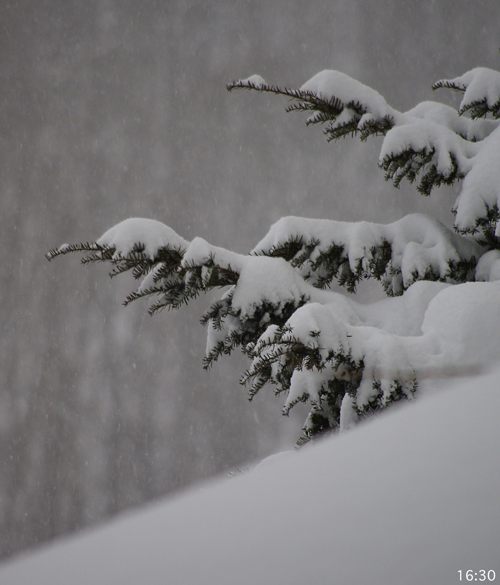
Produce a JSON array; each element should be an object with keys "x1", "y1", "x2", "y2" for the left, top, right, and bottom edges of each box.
[{"x1": 1, "y1": 368, "x2": 499, "y2": 585}]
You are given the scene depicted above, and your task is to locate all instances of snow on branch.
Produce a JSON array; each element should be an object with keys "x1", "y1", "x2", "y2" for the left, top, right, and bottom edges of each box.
[
  {"x1": 241, "y1": 277, "x2": 500, "y2": 436},
  {"x1": 47, "y1": 218, "x2": 312, "y2": 366},
  {"x1": 379, "y1": 118, "x2": 477, "y2": 195},
  {"x1": 49, "y1": 64, "x2": 500, "y2": 441},
  {"x1": 47, "y1": 212, "x2": 497, "y2": 438},
  {"x1": 253, "y1": 213, "x2": 482, "y2": 295},
  {"x1": 47, "y1": 218, "x2": 240, "y2": 312},
  {"x1": 452, "y1": 127, "x2": 500, "y2": 241},
  {"x1": 405, "y1": 101, "x2": 499, "y2": 142},
  {"x1": 227, "y1": 71, "x2": 397, "y2": 141},
  {"x1": 230, "y1": 68, "x2": 500, "y2": 241},
  {"x1": 433, "y1": 67, "x2": 500, "y2": 119}
]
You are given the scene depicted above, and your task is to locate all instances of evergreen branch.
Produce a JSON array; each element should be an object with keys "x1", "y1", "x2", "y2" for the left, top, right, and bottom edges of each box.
[
  {"x1": 123, "y1": 284, "x2": 169, "y2": 307},
  {"x1": 46, "y1": 241, "x2": 109, "y2": 262},
  {"x1": 458, "y1": 99, "x2": 500, "y2": 120},
  {"x1": 303, "y1": 110, "x2": 342, "y2": 125},
  {"x1": 433, "y1": 71, "x2": 500, "y2": 119},
  {"x1": 356, "y1": 377, "x2": 417, "y2": 419},
  {"x1": 255, "y1": 214, "x2": 480, "y2": 297},
  {"x1": 106, "y1": 247, "x2": 152, "y2": 279},
  {"x1": 146, "y1": 279, "x2": 197, "y2": 314},
  {"x1": 369, "y1": 240, "x2": 393, "y2": 280},
  {"x1": 241, "y1": 326, "x2": 361, "y2": 402},
  {"x1": 324, "y1": 119, "x2": 361, "y2": 141},
  {"x1": 432, "y1": 79, "x2": 466, "y2": 93},
  {"x1": 285, "y1": 99, "x2": 343, "y2": 120},
  {"x1": 256, "y1": 235, "x2": 309, "y2": 264},
  {"x1": 457, "y1": 203, "x2": 500, "y2": 248},
  {"x1": 291, "y1": 240, "x2": 321, "y2": 269},
  {"x1": 358, "y1": 115, "x2": 395, "y2": 140},
  {"x1": 228, "y1": 75, "x2": 397, "y2": 144},
  {"x1": 417, "y1": 157, "x2": 465, "y2": 196},
  {"x1": 307, "y1": 242, "x2": 349, "y2": 287},
  {"x1": 380, "y1": 146, "x2": 464, "y2": 196},
  {"x1": 200, "y1": 294, "x2": 235, "y2": 328},
  {"x1": 203, "y1": 328, "x2": 244, "y2": 369},
  {"x1": 227, "y1": 79, "x2": 344, "y2": 120},
  {"x1": 202, "y1": 293, "x2": 310, "y2": 371},
  {"x1": 445, "y1": 257, "x2": 478, "y2": 283}
]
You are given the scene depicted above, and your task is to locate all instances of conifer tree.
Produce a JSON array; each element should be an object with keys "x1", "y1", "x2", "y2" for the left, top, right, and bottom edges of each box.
[{"x1": 48, "y1": 66, "x2": 500, "y2": 440}]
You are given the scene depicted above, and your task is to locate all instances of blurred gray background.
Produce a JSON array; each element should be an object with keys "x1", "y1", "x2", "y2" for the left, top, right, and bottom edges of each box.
[{"x1": 0, "y1": 0, "x2": 498, "y2": 560}]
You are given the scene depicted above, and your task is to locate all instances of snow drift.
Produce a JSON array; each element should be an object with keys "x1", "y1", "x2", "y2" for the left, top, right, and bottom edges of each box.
[{"x1": 0, "y1": 367, "x2": 498, "y2": 585}]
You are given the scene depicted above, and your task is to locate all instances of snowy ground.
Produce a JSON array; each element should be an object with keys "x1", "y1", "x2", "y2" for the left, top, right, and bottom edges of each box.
[{"x1": 0, "y1": 369, "x2": 498, "y2": 585}]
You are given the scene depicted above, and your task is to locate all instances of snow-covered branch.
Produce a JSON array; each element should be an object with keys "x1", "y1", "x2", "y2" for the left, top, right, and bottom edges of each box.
[
  {"x1": 231, "y1": 68, "x2": 500, "y2": 242},
  {"x1": 433, "y1": 67, "x2": 500, "y2": 119},
  {"x1": 48, "y1": 64, "x2": 500, "y2": 441},
  {"x1": 254, "y1": 213, "x2": 482, "y2": 295},
  {"x1": 227, "y1": 71, "x2": 397, "y2": 141},
  {"x1": 241, "y1": 277, "x2": 500, "y2": 436},
  {"x1": 47, "y1": 211, "x2": 495, "y2": 438}
]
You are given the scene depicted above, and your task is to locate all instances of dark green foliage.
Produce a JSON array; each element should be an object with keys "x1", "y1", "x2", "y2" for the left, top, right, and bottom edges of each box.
[
  {"x1": 227, "y1": 78, "x2": 344, "y2": 125},
  {"x1": 456, "y1": 203, "x2": 500, "y2": 249},
  {"x1": 358, "y1": 115, "x2": 395, "y2": 141},
  {"x1": 47, "y1": 242, "x2": 240, "y2": 314},
  {"x1": 202, "y1": 295, "x2": 310, "y2": 370},
  {"x1": 380, "y1": 148, "x2": 465, "y2": 196},
  {"x1": 241, "y1": 323, "x2": 363, "y2": 415},
  {"x1": 357, "y1": 377, "x2": 417, "y2": 421}
]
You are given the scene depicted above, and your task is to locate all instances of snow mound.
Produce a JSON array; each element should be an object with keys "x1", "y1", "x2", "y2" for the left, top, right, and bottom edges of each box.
[
  {"x1": 97, "y1": 218, "x2": 189, "y2": 259},
  {"x1": 1, "y1": 368, "x2": 499, "y2": 585},
  {"x1": 300, "y1": 70, "x2": 393, "y2": 119},
  {"x1": 238, "y1": 74, "x2": 267, "y2": 88}
]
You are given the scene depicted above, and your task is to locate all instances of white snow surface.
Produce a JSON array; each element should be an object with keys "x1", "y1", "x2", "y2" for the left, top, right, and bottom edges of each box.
[
  {"x1": 1, "y1": 368, "x2": 499, "y2": 585},
  {"x1": 231, "y1": 256, "x2": 308, "y2": 318},
  {"x1": 476, "y1": 249, "x2": 500, "y2": 282},
  {"x1": 97, "y1": 218, "x2": 189, "y2": 259}
]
